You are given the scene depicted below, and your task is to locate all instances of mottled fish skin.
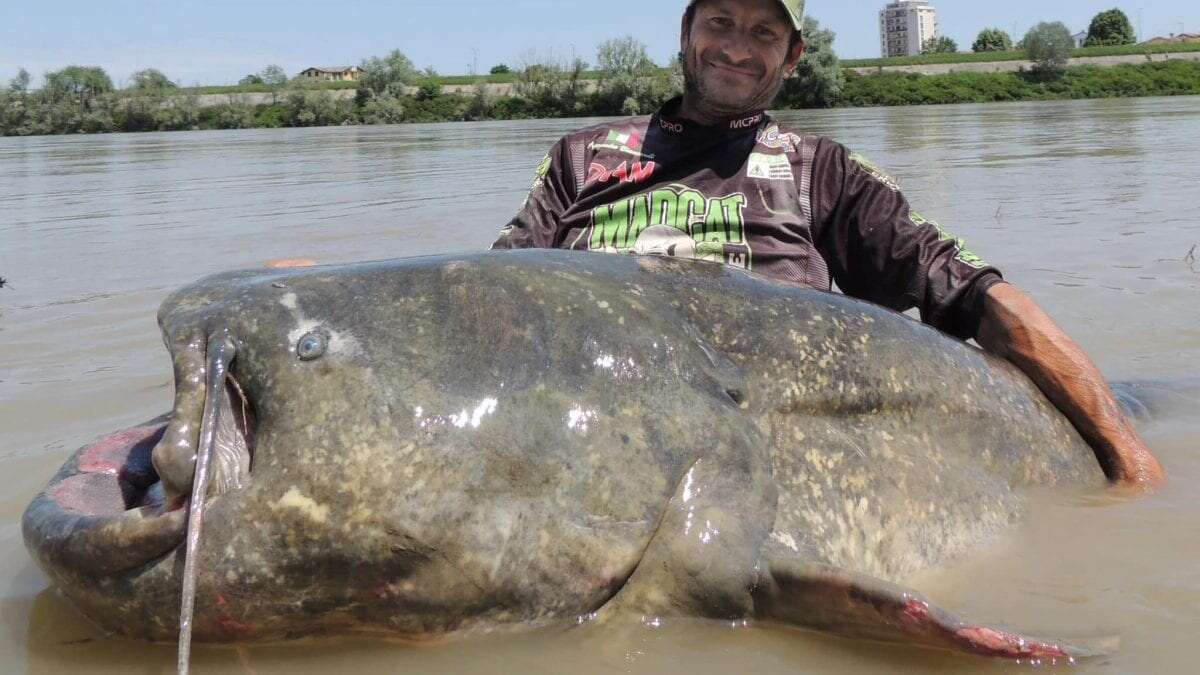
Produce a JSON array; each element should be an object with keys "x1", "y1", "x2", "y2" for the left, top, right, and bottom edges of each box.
[{"x1": 23, "y1": 250, "x2": 1103, "y2": 643}]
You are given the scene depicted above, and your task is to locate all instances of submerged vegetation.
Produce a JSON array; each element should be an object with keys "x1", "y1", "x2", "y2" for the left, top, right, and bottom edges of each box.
[{"x1": 4, "y1": 25, "x2": 1200, "y2": 137}]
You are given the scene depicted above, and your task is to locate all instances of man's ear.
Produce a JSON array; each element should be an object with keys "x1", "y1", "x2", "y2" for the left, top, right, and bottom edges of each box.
[
  {"x1": 680, "y1": 13, "x2": 691, "y2": 53},
  {"x1": 783, "y1": 37, "x2": 806, "y2": 76}
]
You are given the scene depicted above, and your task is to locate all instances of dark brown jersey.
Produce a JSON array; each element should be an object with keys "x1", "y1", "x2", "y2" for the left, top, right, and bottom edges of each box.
[{"x1": 492, "y1": 98, "x2": 1003, "y2": 340}]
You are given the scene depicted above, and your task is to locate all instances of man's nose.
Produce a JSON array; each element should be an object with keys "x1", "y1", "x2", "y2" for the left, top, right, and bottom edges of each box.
[{"x1": 716, "y1": 32, "x2": 755, "y2": 65}]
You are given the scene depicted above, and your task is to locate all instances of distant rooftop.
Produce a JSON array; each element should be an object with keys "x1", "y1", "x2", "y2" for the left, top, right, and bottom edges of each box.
[{"x1": 1144, "y1": 33, "x2": 1200, "y2": 45}]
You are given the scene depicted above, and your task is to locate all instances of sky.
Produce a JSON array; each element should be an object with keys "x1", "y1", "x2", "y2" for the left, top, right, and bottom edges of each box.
[{"x1": 3, "y1": 1, "x2": 1199, "y2": 87}]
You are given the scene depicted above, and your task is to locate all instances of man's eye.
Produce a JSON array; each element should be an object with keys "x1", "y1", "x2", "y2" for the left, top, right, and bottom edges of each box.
[
  {"x1": 754, "y1": 26, "x2": 781, "y2": 42},
  {"x1": 709, "y1": 16, "x2": 734, "y2": 29}
]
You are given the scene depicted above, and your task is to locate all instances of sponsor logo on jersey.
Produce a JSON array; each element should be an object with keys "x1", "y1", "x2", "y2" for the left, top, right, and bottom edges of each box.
[
  {"x1": 520, "y1": 153, "x2": 554, "y2": 208},
  {"x1": 660, "y1": 118, "x2": 684, "y2": 134},
  {"x1": 756, "y1": 125, "x2": 804, "y2": 153},
  {"x1": 583, "y1": 184, "x2": 751, "y2": 269},
  {"x1": 530, "y1": 154, "x2": 552, "y2": 189},
  {"x1": 587, "y1": 161, "x2": 658, "y2": 186},
  {"x1": 729, "y1": 113, "x2": 764, "y2": 130},
  {"x1": 747, "y1": 153, "x2": 793, "y2": 181},
  {"x1": 849, "y1": 152, "x2": 900, "y2": 192},
  {"x1": 910, "y1": 212, "x2": 989, "y2": 269},
  {"x1": 590, "y1": 129, "x2": 652, "y2": 158}
]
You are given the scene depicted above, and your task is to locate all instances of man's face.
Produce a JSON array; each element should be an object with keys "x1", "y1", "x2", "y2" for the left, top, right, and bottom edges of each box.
[{"x1": 681, "y1": 0, "x2": 804, "y2": 118}]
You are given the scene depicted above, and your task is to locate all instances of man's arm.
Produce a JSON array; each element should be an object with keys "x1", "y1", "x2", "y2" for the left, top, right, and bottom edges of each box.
[
  {"x1": 491, "y1": 138, "x2": 576, "y2": 250},
  {"x1": 976, "y1": 282, "x2": 1166, "y2": 488}
]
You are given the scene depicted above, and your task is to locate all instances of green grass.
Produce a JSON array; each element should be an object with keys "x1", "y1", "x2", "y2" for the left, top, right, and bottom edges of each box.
[{"x1": 841, "y1": 41, "x2": 1200, "y2": 69}]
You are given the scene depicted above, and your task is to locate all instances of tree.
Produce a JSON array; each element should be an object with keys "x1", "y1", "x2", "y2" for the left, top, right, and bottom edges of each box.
[
  {"x1": 44, "y1": 66, "x2": 114, "y2": 107},
  {"x1": 489, "y1": 64, "x2": 510, "y2": 75},
  {"x1": 260, "y1": 65, "x2": 289, "y2": 87},
  {"x1": 9, "y1": 68, "x2": 30, "y2": 92},
  {"x1": 130, "y1": 68, "x2": 177, "y2": 91},
  {"x1": 590, "y1": 36, "x2": 672, "y2": 115},
  {"x1": 1021, "y1": 22, "x2": 1075, "y2": 77},
  {"x1": 922, "y1": 36, "x2": 959, "y2": 54},
  {"x1": 1085, "y1": 9, "x2": 1136, "y2": 47},
  {"x1": 972, "y1": 28, "x2": 1013, "y2": 53},
  {"x1": 513, "y1": 51, "x2": 589, "y2": 117},
  {"x1": 358, "y1": 49, "x2": 420, "y2": 97},
  {"x1": 777, "y1": 16, "x2": 844, "y2": 109},
  {"x1": 238, "y1": 74, "x2": 265, "y2": 86},
  {"x1": 596, "y1": 36, "x2": 655, "y2": 77}
]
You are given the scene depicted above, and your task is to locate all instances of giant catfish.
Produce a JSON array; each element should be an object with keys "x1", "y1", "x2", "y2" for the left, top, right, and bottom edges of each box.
[{"x1": 24, "y1": 250, "x2": 1116, "y2": 662}]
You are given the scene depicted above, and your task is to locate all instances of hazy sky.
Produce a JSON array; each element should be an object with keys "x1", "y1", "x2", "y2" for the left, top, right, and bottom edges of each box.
[{"x1": 3, "y1": 1, "x2": 1198, "y2": 87}]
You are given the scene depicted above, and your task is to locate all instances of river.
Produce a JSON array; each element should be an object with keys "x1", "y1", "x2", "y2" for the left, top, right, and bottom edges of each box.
[{"x1": 1, "y1": 96, "x2": 1198, "y2": 673}]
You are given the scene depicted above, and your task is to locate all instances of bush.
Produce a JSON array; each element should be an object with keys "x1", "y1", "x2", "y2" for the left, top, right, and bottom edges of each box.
[
  {"x1": 1022, "y1": 22, "x2": 1076, "y2": 78},
  {"x1": 1085, "y1": 9, "x2": 1136, "y2": 47},
  {"x1": 588, "y1": 37, "x2": 679, "y2": 116},
  {"x1": 777, "y1": 16, "x2": 844, "y2": 109},
  {"x1": 973, "y1": 29, "x2": 1013, "y2": 53},
  {"x1": 130, "y1": 69, "x2": 176, "y2": 92},
  {"x1": 359, "y1": 49, "x2": 420, "y2": 97},
  {"x1": 922, "y1": 36, "x2": 959, "y2": 55},
  {"x1": 359, "y1": 92, "x2": 406, "y2": 125},
  {"x1": 490, "y1": 64, "x2": 510, "y2": 75},
  {"x1": 283, "y1": 90, "x2": 351, "y2": 127}
]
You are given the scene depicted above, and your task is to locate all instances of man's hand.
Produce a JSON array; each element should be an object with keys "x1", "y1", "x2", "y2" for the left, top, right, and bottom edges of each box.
[{"x1": 976, "y1": 282, "x2": 1166, "y2": 489}]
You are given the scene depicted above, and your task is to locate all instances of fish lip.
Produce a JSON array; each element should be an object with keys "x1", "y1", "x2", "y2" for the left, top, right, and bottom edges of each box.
[
  {"x1": 22, "y1": 422, "x2": 188, "y2": 578},
  {"x1": 152, "y1": 337, "x2": 258, "y2": 505},
  {"x1": 23, "y1": 362, "x2": 258, "y2": 580}
]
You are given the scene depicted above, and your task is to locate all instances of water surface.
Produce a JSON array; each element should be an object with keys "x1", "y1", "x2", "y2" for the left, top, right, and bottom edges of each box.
[{"x1": 2, "y1": 97, "x2": 1198, "y2": 674}]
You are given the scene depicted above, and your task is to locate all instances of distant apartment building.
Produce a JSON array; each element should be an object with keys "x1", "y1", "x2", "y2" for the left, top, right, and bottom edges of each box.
[
  {"x1": 878, "y1": 1, "x2": 939, "y2": 57},
  {"x1": 299, "y1": 66, "x2": 363, "y2": 82}
]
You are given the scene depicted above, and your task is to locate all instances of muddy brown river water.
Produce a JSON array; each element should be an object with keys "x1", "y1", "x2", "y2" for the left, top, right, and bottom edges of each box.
[{"x1": 1, "y1": 97, "x2": 1198, "y2": 673}]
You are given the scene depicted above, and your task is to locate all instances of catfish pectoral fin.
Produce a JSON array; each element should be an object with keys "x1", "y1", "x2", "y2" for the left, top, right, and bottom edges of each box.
[{"x1": 753, "y1": 558, "x2": 1115, "y2": 662}]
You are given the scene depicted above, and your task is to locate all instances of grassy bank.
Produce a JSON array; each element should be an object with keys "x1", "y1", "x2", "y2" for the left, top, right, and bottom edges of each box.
[
  {"x1": 178, "y1": 80, "x2": 358, "y2": 95},
  {"x1": 841, "y1": 60, "x2": 1200, "y2": 106},
  {"x1": 841, "y1": 42, "x2": 1200, "y2": 69}
]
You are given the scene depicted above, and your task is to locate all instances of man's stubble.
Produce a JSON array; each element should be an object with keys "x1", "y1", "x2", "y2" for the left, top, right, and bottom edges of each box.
[{"x1": 679, "y1": 46, "x2": 789, "y2": 120}]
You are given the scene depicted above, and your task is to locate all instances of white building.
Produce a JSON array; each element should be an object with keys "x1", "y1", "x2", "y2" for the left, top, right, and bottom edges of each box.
[{"x1": 879, "y1": 1, "x2": 939, "y2": 58}]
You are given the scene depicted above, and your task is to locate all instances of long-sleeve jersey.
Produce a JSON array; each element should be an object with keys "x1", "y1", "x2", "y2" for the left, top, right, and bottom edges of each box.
[{"x1": 491, "y1": 98, "x2": 1003, "y2": 340}]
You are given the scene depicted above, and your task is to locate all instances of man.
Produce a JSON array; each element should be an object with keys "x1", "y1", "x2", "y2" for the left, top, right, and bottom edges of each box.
[{"x1": 491, "y1": 0, "x2": 1165, "y2": 487}]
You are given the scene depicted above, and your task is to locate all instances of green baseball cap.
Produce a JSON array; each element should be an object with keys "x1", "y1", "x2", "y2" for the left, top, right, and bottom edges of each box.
[{"x1": 687, "y1": 0, "x2": 805, "y2": 32}]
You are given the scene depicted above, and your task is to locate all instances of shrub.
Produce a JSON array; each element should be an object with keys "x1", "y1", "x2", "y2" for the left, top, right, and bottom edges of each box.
[
  {"x1": 1085, "y1": 9, "x2": 1136, "y2": 47},
  {"x1": 922, "y1": 36, "x2": 959, "y2": 55},
  {"x1": 777, "y1": 16, "x2": 844, "y2": 109},
  {"x1": 973, "y1": 29, "x2": 1013, "y2": 53},
  {"x1": 1022, "y1": 22, "x2": 1076, "y2": 78}
]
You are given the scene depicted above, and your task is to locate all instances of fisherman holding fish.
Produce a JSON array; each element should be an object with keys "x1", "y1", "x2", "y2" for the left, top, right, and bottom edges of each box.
[{"x1": 490, "y1": 0, "x2": 1165, "y2": 487}]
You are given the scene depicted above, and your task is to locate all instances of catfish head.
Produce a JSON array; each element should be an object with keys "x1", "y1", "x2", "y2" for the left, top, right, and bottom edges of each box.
[{"x1": 22, "y1": 257, "x2": 559, "y2": 641}]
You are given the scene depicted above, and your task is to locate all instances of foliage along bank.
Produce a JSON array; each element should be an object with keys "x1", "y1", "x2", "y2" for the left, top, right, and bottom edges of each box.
[
  {"x1": 4, "y1": 32, "x2": 1200, "y2": 137},
  {"x1": 840, "y1": 60, "x2": 1200, "y2": 107}
]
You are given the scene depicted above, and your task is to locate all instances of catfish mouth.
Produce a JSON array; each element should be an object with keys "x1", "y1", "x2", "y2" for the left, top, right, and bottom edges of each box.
[{"x1": 23, "y1": 362, "x2": 257, "y2": 579}]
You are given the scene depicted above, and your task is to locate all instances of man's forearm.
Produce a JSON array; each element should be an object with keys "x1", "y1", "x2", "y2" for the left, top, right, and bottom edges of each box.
[{"x1": 975, "y1": 282, "x2": 1166, "y2": 487}]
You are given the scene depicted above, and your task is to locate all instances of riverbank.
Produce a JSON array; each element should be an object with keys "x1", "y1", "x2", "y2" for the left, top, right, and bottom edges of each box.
[
  {"x1": 842, "y1": 60, "x2": 1200, "y2": 107},
  {"x1": 4, "y1": 61, "x2": 1200, "y2": 136}
]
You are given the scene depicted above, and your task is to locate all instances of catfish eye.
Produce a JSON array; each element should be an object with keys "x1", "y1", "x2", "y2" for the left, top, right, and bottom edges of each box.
[{"x1": 297, "y1": 331, "x2": 328, "y2": 361}]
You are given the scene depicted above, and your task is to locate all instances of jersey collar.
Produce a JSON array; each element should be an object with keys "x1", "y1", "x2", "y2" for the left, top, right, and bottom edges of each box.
[{"x1": 653, "y1": 97, "x2": 769, "y2": 139}]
